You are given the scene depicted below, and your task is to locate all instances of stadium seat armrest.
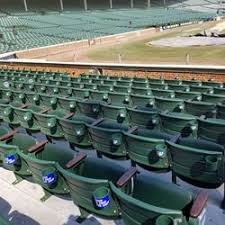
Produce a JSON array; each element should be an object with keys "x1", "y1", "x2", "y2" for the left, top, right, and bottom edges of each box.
[
  {"x1": 190, "y1": 191, "x2": 208, "y2": 218},
  {"x1": 39, "y1": 107, "x2": 51, "y2": 114},
  {"x1": 19, "y1": 103, "x2": 29, "y2": 109},
  {"x1": 27, "y1": 140, "x2": 48, "y2": 153},
  {"x1": 91, "y1": 118, "x2": 104, "y2": 126},
  {"x1": 63, "y1": 112, "x2": 75, "y2": 119},
  {"x1": 116, "y1": 167, "x2": 137, "y2": 187},
  {"x1": 65, "y1": 152, "x2": 87, "y2": 169},
  {"x1": 0, "y1": 129, "x2": 18, "y2": 141},
  {"x1": 169, "y1": 134, "x2": 180, "y2": 143},
  {"x1": 127, "y1": 126, "x2": 138, "y2": 134}
]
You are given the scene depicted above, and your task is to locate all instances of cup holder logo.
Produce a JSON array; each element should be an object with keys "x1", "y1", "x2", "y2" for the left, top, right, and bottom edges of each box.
[
  {"x1": 5, "y1": 154, "x2": 16, "y2": 164},
  {"x1": 94, "y1": 187, "x2": 110, "y2": 209},
  {"x1": 95, "y1": 195, "x2": 110, "y2": 209},
  {"x1": 42, "y1": 173, "x2": 57, "y2": 186}
]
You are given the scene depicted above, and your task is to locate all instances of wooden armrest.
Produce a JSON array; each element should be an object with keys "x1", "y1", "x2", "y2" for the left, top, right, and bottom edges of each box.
[
  {"x1": 65, "y1": 152, "x2": 87, "y2": 169},
  {"x1": 39, "y1": 107, "x2": 51, "y2": 114},
  {"x1": 127, "y1": 126, "x2": 138, "y2": 134},
  {"x1": 169, "y1": 134, "x2": 180, "y2": 144},
  {"x1": 0, "y1": 129, "x2": 18, "y2": 141},
  {"x1": 63, "y1": 112, "x2": 75, "y2": 119},
  {"x1": 27, "y1": 140, "x2": 48, "y2": 153},
  {"x1": 19, "y1": 103, "x2": 29, "y2": 109},
  {"x1": 190, "y1": 191, "x2": 208, "y2": 218},
  {"x1": 116, "y1": 167, "x2": 137, "y2": 187},
  {"x1": 91, "y1": 118, "x2": 104, "y2": 126}
]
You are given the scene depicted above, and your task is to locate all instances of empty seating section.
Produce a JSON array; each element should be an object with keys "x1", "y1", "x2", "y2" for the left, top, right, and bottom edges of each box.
[
  {"x1": 170, "y1": 0, "x2": 222, "y2": 14},
  {"x1": 1, "y1": 68, "x2": 225, "y2": 224},
  {"x1": 0, "y1": 3, "x2": 213, "y2": 53}
]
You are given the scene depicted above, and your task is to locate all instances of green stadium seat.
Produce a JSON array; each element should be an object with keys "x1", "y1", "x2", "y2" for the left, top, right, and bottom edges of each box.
[
  {"x1": 190, "y1": 85, "x2": 213, "y2": 94},
  {"x1": 202, "y1": 81, "x2": 223, "y2": 88},
  {"x1": 159, "y1": 112, "x2": 197, "y2": 137},
  {"x1": 197, "y1": 118, "x2": 225, "y2": 145},
  {"x1": 149, "y1": 83, "x2": 168, "y2": 90},
  {"x1": 57, "y1": 155, "x2": 127, "y2": 220},
  {"x1": 33, "y1": 110, "x2": 69, "y2": 139},
  {"x1": 13, "y1": 104, "x2": 44, "y2": 132},
  {"x1": 110, "y1": 172, "x2": 204, "y2": 225},
  {"x1": 130, "y1": 87, "x2": 152, "y2": 95},
  {"x1": 167, "y1": 137, "x2": 224, "y2": 208},
  {"x1": 130, "y1": 94, "x2": 154, "y2": 108},
  {"x1": 127, "y1": 107, "x2": 159, "y2": 129},
  {"x1": 182, "y1": 80, "x2": 202, "y2": 86},
  {"x1": 216, "y1": 104, "x2": 225, "y2": 119},
  {"x1": 100, "y1": 104, "x2": 127, "y2": 124},
  {"x1": 202, "y1": 93, "x2": 225, "y2": 104},
  {"x1": 71, "y1": 88, "x2": 89, "y2": 99},
  {"x1": 103, "y1": 80, "x2": 116, "y2": 86},
  {"x1": 2, "y1": 102, "x2": 26, "y2": 127},
  {"x1": 116, "y1": 80, "x2": 132, "y2": 87},
  {"x1": 87, "y1": 119, "x2": 129, "y2": 158},
  {"x1": 0, "y1": 133, "x2": 36, "y2": 183},
  {"x1": 19, "y1": 142, "x2": 74, "y2": 201},
  {"x1": 148, "y1": 78, "x2": 164, "y2": 84},
  {"x1": 184, "y1": 100, "x2": 216, "y2": 117},
  {"x1": 89, "y1": 90, "x2": 108, "y2": 102},
  {"x1": 164, "y1": 79, "x2": 182, "y2": 85},
  {"x1": 167, "y1": 84, "x2": 190, "y2": 92},
  {"x1": 132, "y1": 81, "x2": 149, "y2": 88},
  {"x1": 82, "y1": 83, "x2": 97, "y2": 90},
  {"x1": 97, "y1": 84, "x2": 113, "y2": 92},
  {"x1": 213, "y1": 87, "x2": 225, "y2": 95},
  {"x1": 124, "y1": 127, "x2": 172, "y2": 171},
  {"x1": 113, "y1": 85, "x2": 131, "y2": 93},
  {"x1": 71, "y1": 82, "x2": 82, "y2": 89},
  {"x1": 133, "y1": 77, "x2": 147, "y2": 82},
  {"x1": 108, "y1": 92, "x2": 130, "y2": 106},
  {"x1": 155, "y1": 97, "x2": 184, "y2": 112},
  {"x1": 76, "y1": 100, "x2": 100, "y2": 119},
  {"x1": 56, "y1": 97, "x2": 76, "y2": 113},
  {"x1": 59, "y1": 115, "x2": 95, "y2": 148},
  {"x1": 175, "y1": 91, "x2": 201, "y2": 101},
  {"x1": 151, "y1": 89, "x2": 175, "y2": 98}
]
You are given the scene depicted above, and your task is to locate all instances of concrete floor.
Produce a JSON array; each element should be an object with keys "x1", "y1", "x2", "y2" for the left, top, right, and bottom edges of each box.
[{"x1": 0, "y1": 138, "x2": 225, "y2": 225}]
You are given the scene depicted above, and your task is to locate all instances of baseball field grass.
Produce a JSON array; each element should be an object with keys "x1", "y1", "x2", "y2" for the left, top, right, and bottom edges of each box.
[{"x1": 86, "y1": 20, "x2": 225, "y2": 65}]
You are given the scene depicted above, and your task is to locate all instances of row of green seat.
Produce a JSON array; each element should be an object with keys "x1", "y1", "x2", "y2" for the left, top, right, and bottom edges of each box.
[
  {"x1": 1, "y1": 71, "x2": 224, "y2": 88},
  {"x1": 0, "y1": 129, "x2": 208, "y2": 225},
  {"x1": 0, "y1": 93, "x2": 225, "y2": 165},
  {"x1": 0, "y1": 72, "x2": 70, "y2": 82},
  {"x1": 6, "y1": 80, "x2": 225, "y2": 103},
  {"x1": 6, "y1": 79, "x2": 225, "y2": 95},
  {"x1": 1, "y1": 88, "x2": 225, "y2": 119}
]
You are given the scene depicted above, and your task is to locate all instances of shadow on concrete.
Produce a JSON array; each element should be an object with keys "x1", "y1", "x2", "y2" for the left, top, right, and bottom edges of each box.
[{"x1": 0, "y1": 197, "x2": 40, "y2": 225}]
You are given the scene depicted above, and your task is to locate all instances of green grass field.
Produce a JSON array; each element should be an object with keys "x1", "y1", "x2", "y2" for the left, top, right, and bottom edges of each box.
[{"x1": 86, "y1": 21, "x2": 225, "y2": 65}]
